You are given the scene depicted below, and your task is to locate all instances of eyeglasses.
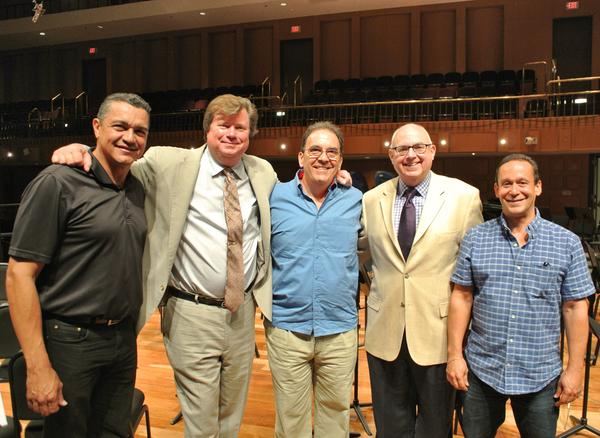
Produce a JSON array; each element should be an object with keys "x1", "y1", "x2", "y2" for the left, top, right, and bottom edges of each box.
[
  {"x1": 306, "y1": 147, "x2": 340, "y2": 160},
  {"x1": 390, "y1": 143, "x2": 432, "y2": 156}
]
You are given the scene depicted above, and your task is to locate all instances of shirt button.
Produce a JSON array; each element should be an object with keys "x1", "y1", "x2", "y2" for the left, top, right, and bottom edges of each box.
[
  {"x1": 513, "y1": 243, "x2": 517, "y2": 247},
  {"x1": 509, "y1": 339, "x2": 514, "y2": 343},
  {"x1": 511, "y1": 315, "x2": 516, "y2": 319},
  {"x1": 516, "y1": 266, "x2": 521, "y2": 270},
  {"x1": 513, "y1": 290, "x2": 518, "y2": 294},
  {"x1": 404, "y1": 274, "x2": 409, "y2": 279},
  {"x1": 401, "y1": 302, "x2": 405, "y2": 307},
  {"x1": 507, "y1": 363, "x2": 511, "y2": 366}
]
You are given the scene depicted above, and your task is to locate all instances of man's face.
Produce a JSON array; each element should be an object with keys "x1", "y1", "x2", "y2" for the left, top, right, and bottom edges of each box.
[
  {"x1": 494, "y1": 160, "x2": 542, "y2": 222},
  {"x1": 389, "y1": 125, "x2": 436, "y2": 187},
  {"x1": 92, "y1": 101, "x2": 149, "y2": 170},
  {"x1": 206, "y1": 109, "x2": 250, "y2": 167},
  {"x1": 298, "y1": 129, "x2": 343, "y2": 188}
]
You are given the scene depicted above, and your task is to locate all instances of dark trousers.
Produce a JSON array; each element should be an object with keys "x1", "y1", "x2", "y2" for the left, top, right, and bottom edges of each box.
[
  {"x1": 42, "y1": 316, "x2": 137, "y2": 438},
  {"x1": 461, "y1": 370, "x2": 560, "y2": 438},
  {"x1": 367, "y1": 336, "x2": 456, "y2": 438}
]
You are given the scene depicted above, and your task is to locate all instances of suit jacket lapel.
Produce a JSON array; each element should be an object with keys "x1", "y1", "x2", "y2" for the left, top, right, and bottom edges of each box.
[
  {"x1": 379, "y1": 177, "x2": 402, "y2": 256},
  {"x1": 169, "y1": 146, "x2": 203, "y2": 257},
  {"x1": 414, "y1": 172, "x2": 445, "y2": 244}
]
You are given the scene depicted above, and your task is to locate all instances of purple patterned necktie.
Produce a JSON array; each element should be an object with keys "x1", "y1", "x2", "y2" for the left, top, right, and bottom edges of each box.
[{"x1": 398, "y1": 187, "x2": 417, "y2": 260}]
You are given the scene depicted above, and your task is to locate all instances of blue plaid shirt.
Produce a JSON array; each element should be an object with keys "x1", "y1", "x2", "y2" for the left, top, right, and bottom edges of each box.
[{"x1": 451, "y1": 210, "x2": 594, "y2": 394}]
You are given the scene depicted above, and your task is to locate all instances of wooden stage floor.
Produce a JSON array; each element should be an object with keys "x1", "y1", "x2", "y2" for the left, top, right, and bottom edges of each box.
[{"x1": 3, "y1": 293, "x2": 600, "y2": 437}]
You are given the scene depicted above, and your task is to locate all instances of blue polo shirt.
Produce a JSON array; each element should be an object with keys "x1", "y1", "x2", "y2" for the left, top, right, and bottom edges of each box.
[{"x1": 269, "y1": 170, "x2": 363, "y2": 336}]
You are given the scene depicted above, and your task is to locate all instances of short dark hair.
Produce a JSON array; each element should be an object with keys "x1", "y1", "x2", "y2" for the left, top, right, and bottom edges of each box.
[
  {"x1": 97, "y1": 93, "x2": 151, "y2": 128},
  {"x1": 203, "y1": 94, "x2": 258, "y2": 140},
  {"x1": 301, "y1": 121, "x2": 344, "y2": 155},
  {"x1": 495, "y1": 153, "x2": 540, "y2": 184}
]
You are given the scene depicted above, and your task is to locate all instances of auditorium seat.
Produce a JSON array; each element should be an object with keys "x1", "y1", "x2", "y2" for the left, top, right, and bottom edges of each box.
[
  {"x1": 393, "y1": 75, "x2": 410, "y2": 90},
  {"x1": 376, "y1": 76, "x2": 394, "y2": 90}
]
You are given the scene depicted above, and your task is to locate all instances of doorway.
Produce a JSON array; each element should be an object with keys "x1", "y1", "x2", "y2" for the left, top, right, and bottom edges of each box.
[
  {"x1": 82, "y1": 58, "x2": 107, "y2": 116},
  {"x1": 552, "y1": 16, "x2": 592, "y2": 92},
  {"x1": 280, "y1": 39, "x2": 313, "y2": 106}
]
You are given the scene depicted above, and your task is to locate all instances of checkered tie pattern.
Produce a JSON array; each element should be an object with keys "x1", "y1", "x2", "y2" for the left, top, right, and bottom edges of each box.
[
  {"x1": 397, "y1": 187, "x2": 417, "y2": 260},
  {"x1": 223, "y1": 167, "x2": 244, "y2": 313}
]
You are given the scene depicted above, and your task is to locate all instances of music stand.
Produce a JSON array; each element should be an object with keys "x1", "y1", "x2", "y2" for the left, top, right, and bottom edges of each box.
[{"x1": 556, "y1": 316, "x2": 600, "y2": 437}]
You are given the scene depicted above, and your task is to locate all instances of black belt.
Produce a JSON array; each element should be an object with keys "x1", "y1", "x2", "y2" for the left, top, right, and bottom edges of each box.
[
  {"x1": 167, "y1": 286, "x2": 226, "y2": 307},
  {"x1": 44, "y1": 314, "x2": 129, "y2": 326}
]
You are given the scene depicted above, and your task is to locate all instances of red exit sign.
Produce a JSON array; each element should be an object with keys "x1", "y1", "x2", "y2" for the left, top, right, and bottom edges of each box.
[
  {"x1": 566, "y1": 1, "x2": 579, "y2": 9},
  {"x1": 89, "y1": 47, "x2": 96, "y2": 54},
  {"x1": 291, "y1": 26, "x2": 301, "y2": 33}
]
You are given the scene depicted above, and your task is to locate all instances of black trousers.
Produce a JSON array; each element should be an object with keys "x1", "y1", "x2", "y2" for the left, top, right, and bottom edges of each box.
[
  {"x1": 42, "y1": 316, "x2": 137, "y2": 438},
  {"x1": 367, "y1": 335, "x2": 456, "y2": 438}
]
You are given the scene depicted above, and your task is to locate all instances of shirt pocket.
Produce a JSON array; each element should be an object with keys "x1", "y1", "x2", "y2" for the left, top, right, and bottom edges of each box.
[{"x1": 528, "y1": 262, "x2": 561, "y2": 297}]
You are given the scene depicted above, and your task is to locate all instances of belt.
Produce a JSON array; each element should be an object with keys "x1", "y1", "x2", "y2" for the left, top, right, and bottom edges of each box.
[
  {"x1": 44, "y1": 314, "x2": 128, "y2": 326},
  {"x1": 167, "y1": 286, "x2": 226, "y2": 307}
]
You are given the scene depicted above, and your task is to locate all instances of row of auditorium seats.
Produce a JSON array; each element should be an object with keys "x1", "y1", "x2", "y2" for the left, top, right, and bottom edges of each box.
[{"x1": 310, "y1": 70, "x2": 536, "y2": 97}]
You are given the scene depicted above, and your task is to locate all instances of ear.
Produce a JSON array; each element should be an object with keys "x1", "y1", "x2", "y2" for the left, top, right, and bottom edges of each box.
[
  {"x1": 92, "y1": 118, "x2": 101, "y2": 139},
  {"x1": 494, "y1": 183, "x2": 499, "y2": 198},
  {"x1": 535, "y1": 180, "x2": 542, "y2": 196},
  {"x1": 298, "y1": 152, "x2": 304, "y2": 168},
  {"x1": 429, "y1": 143, "x2": 436, "y2": 160}
]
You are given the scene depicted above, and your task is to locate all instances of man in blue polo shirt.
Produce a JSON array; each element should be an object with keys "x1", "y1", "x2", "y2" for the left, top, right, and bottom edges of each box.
[
  {"x1": 446, "y1": 153, "x2": 593, "y2": 437},
  {"x1": 264, "y1": 121, "x2": 362, "y2": 438}
]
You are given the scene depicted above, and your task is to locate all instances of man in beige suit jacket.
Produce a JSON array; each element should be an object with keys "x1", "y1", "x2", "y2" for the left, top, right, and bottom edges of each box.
[
  {"x1": 52, "y1": 95, "x2": 277, "y2": 438},
  {"x1": 358, "y1": 124, "x2": 482, "y2": 438}
]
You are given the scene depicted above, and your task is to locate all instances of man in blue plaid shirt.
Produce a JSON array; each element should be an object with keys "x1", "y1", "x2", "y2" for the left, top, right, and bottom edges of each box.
[{"x1": 446, "y1": 153, "x2": 593, "y2": 438}]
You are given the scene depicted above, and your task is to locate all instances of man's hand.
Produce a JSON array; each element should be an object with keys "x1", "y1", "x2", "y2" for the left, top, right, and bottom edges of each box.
[
  {"x1": 554, "y1": 367, "x2": 582, "y2": 406},
  {"x1": 446, "y1": 357, "x2": 469, "y2": 391},
  {"x1": 26, "y1": 363, "x2": 67, "y2": 416},
  {"x1": 51, "y1": 144, "x2": 91, "y2": 172},
  {"x1": 336, "y1": 169, "x2": 352, "y2": 187}
]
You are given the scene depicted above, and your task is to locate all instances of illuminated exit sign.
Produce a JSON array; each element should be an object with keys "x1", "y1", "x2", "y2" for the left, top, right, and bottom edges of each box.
[
  {"x1": 89, "y1": 47, "x2": 96, "y2": 54},
  {"x1": 566, "y1": 1, "x2": 579, "y2": 9},
  {"x1": 291, "y1": 26, "x2": 301, "y2": 33}
]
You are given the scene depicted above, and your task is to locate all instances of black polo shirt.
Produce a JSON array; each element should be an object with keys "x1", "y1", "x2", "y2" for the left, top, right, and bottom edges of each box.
[{"x1": 9, "y1": 154, "x2": 147, "y2": 320}]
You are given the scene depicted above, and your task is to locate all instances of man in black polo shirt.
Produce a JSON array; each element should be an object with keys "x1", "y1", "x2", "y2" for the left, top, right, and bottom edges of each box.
[{"x1": 5, "y1": 93, "x2": 149, "y2": 438}]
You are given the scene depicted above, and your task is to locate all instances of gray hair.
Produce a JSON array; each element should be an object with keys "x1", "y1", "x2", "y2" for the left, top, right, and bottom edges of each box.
[
  {"x1": 301, "y1": 121, "x2": 344, "y2": 155},
  {"x1": 97, "y1": 93, "x2": 151, "y2": 128}
]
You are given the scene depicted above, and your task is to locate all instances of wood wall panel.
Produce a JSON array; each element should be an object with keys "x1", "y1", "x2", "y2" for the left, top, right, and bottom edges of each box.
[
  {"x1": 142, "y1": 38, "x2": 168, "y2": 92},
  {"x1": 176, "y1": 35, "x2": 203, "y2": 91},
  {"x1": 360, "y1": 14, "x2": 411, "y2": 78},
  {"x1": 112, "y1": 42, "x2": 137, "y2": 94},
  {"x1": 421, "y1": 10, "x2": 456, "y2": 75},
  {"x1": 466, "y1": 6, "x2": 504, "y2": 72},
  {"x1": 208, "y1": 31, "x2": 236, "y2": 88},
  {"x1": 244, "y1": 27, "x2": 274, "y2": 87},
  {"x1": 320, "y1": 19, "x2": 351, "y2": 80}
]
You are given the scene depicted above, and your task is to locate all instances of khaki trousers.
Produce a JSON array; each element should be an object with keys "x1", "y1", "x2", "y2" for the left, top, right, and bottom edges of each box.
[
  {"x1": 163, "y1": 291, "x2": 256, "y2": 438},
  {"x1": 265, "y1": 320, "x2": 357, "y2": 438}
]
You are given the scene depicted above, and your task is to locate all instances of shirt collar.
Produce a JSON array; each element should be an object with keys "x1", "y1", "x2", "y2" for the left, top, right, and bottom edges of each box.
[
  {"x1": 205, "y1": 148, "x2": 247, "y2": 179},
  {"x1": 397, "y1": 171, "x2": 431, "y2": 198},
  {"x1": 87, "y1": 147, "x2": 127, "y2": 190},
  {"x1": 499, "y1": 208, "x2": 542, "y2": 238},
  {"x1": 295, "y1": 169, "x2": 338, "y2": 191}
]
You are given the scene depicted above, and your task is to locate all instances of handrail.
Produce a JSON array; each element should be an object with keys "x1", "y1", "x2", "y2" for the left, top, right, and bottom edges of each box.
[
  {"x1": 293, "y1": 75, "x2": 302, "y2": 107},
  {"x1": 281, "y1": 92, "x2": 288, "y2": 106},
  {"x1": 547, "y1": 76, "x2": 600, "y2": 93},
  {"x1": 261, "y1": 77, "x2": 270, "y2": 97},
  {"x1": 51, "y1": 93, "x2": 64, "y2": 120},
  {"x1": 27, "y1": 108, "x2": 41, "y2": 124},
  {"x1": 75, "y1": 91, "x2": 88, "y2": 119},
  {"x1": 522, "y1": 61, "x2": 547, "y2": 94}
]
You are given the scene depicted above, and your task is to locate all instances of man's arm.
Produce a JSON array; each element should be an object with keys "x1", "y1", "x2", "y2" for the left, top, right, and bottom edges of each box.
[
  {"x1": 555, "y1": 297, "x2": 589, "y2": 406},
  {"x1": 446, "y1": 283, "x2": 474, "y2": 391},
  {"x1": 51, "y1": 144, "x2": 92, "y2": 171},
  {"x1": 6, "y1": 257, "x2": 67, "y2": 416}
]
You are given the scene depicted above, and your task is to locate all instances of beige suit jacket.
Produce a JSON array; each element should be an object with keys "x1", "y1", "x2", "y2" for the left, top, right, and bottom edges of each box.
[
  {"x1": 131, "y1": 145, "x2": 277, "y2": 333},
  {"x1": 358, "y1": 172, "x2": 482, "y2": 365}
]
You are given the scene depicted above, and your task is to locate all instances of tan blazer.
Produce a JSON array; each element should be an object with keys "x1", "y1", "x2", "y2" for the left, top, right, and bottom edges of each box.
[
  {"x1": 131, "y1": 145, "x2": 277, "y2": 333},
  {"x1": 359, "y1": 172, "x2": 482, "y2": 365}
]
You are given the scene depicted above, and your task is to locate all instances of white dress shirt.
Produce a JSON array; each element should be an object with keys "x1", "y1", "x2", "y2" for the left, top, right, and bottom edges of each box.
[{"x1": 169, "y1": 150, "x2": 259, "y2": 299}]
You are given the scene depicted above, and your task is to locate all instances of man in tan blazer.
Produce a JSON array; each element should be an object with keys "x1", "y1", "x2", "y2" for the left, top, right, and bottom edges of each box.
[
  {"x1": 358, "y1": 124, "x2": 482, "y2": 438},
  {"x1": 52, "y1": 95, "x2": 277, "y2": 438}
]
